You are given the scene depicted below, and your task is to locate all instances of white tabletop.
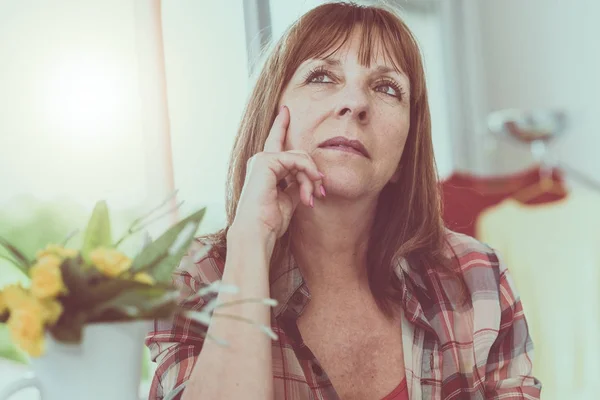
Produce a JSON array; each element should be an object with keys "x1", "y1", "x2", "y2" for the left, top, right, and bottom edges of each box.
[{"x1": 0, "y1": 359, "x2": 151, "y2": 400}]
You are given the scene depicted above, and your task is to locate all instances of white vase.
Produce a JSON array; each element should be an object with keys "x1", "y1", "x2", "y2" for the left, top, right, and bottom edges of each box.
[{"x1": 0, "y1": 320, "x2": 150, "y2": 400}]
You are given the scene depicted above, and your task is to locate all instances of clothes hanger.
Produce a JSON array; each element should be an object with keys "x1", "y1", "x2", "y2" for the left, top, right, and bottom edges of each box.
[
  {"x1": 484, "y1": 109, "x2": 600, "y2": 202},
  {"x1": 511, "y1": 137, "x2": 568, "y2": 203},
  {"x1": 511, "y1": 161, "x2": 568, "y2": 204}
]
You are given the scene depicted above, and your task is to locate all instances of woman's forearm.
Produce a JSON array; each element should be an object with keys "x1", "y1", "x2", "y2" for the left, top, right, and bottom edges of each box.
[{"x1": 182, "y1": 227, "x2": 275, "y2": 400}]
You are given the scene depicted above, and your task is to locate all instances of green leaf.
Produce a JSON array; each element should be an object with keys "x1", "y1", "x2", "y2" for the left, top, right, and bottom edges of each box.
[
  {"x1": 0, "y1": 254, "x2": 24, "y2": 274},
  {"x1": 90, "y1": 287, "x2": 177, "y2": 320},
  {"x1": 77, "y1": 279, "x2": 153, "y2": 310},
  {"x1": 60, "y1": 256, "x2": 92, "y2": 302},
  {"x1": 0, "y1": 236, "x2": 31, "y2": 274},
  {"x1": 81, "y1": 201, "x2": 112, "y2": 263},
  {"x1": 49, "y1": 311, "x2": 87, "y2": 344},
  {"x1": 131, "y1": 208, "x2": 205, "y2": 282},
  {"x1": 93, "y1": 286, "x2": 166, "y2": 312},
  {"x1": 0, "y1": 324, "x2": 28, "y2": 364}
]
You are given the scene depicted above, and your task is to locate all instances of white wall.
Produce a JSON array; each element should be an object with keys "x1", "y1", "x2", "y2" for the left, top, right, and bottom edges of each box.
[
  {"x1": 461, "y1": 0, "x2": 600, "y2": 182},
  {"x1": 401, "y1": 7, "x2": 453, "y2": 178},
  {"x1": 161, "y1": 1, "x2": 248, "y2": 234}
]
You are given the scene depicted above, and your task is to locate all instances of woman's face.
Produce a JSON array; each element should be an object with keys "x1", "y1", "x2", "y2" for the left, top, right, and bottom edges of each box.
[{"x1": 278, "y1": 29, "x2": 411, "y2": 199}]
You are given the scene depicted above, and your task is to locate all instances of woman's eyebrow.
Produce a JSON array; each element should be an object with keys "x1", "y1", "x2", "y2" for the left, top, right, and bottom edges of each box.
[
  {"x1": 306, "y1": 58, "x2": 407, "y2": 79},
  {"x1": 372, "y1": 65, "x2": 401, "y2": 76},
  {"x1": 305, "y1": 58, "x2": 345, "y2": 69}
]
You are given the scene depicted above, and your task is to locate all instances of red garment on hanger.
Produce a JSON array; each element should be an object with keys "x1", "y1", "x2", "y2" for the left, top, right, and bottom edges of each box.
[{"x1": 440, "y1": 165, "x2": 566, "y2": 238}]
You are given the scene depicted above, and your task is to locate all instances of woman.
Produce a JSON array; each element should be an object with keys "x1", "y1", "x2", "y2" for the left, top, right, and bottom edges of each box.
[{"x1": 145, "y1": 2, "x2": 541, "y2": 399}]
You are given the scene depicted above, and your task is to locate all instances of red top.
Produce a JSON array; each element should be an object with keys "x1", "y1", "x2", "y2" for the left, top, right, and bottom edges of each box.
[
  {"x1": 381, "y1": 377, "x2": 409, "y2": 400},
  {"x1": 440, "y1": 166, "x2": 566, "y2": 238}
]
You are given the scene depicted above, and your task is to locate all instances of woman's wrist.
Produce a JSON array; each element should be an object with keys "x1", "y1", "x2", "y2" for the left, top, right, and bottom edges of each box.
[{"x1": 228, "y1": 221, "x2": 277, "y2": 256}]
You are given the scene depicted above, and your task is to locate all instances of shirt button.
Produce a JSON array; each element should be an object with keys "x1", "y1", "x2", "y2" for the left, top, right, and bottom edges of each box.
[
  {"x1": 292, "y1": 292, "x2": 304, "y2": 303},
  {"x1": 423, "y1": 352, "x2": 434, "y2": 373},
  {"x1": 312, "y1": 363, "x2": 324, "y2": 376}
]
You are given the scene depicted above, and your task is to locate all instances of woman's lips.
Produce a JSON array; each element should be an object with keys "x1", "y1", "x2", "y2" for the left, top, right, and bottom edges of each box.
[
  {"x1": 320, "y1": 144, "x2": 366, "y2": 156},
  {"x1": 317, "y1": 136, "x2": 370, "y2": 157}
]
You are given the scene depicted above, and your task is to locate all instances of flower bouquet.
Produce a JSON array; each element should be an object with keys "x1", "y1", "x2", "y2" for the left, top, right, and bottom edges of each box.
[
  {"x1": 0, "y1": 194, "x2": 207, "y2": 357},
  {"x1": 0, "y1": 194, "x2": 280, "y2": 400}
]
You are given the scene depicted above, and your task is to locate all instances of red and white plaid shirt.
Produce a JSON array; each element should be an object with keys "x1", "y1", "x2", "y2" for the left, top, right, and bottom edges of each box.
[{"x1": 145, "y1": 230, "x2": 541, "y2": 399}]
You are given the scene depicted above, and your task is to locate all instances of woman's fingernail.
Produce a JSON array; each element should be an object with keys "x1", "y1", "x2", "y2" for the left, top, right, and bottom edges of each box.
[
  {"x1": 279, "y1": 105, "x2": 286, "y2": 114},
  {"x1": 320, "y1": 185, "x2": 326, "y2": 197},
  {"x1": 310, "y1": 195, "x2": 314, "y2": 208}
]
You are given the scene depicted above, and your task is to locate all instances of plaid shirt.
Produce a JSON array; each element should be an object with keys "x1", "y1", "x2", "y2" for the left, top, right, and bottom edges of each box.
[{"x1": 145, "y1": 230, "x2": 541, "y2": 399}]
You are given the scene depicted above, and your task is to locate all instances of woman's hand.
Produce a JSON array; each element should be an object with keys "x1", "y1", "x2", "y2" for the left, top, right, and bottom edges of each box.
[{"x1": 232, "y1": 105, "x2": 325, "y2": 242}]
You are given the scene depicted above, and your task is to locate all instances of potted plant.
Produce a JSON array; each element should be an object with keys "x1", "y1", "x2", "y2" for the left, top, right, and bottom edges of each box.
[{"x1": 0, "y1": 195, "x2": 208, "y2": 400}]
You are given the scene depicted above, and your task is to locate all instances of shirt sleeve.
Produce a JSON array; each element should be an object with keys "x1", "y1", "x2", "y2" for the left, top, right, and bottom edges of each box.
[
  {"x1": 144, "y1": 240, "x2": 223, "y2": 400},
  {"x1": 484, "y1": 250, "x2": 542, "y2": 399}
]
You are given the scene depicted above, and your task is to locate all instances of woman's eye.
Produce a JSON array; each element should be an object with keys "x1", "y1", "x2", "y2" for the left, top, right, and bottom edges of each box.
[
  {"x1": 376, "y1": 82, "x2": 403, "y2": 99},
  {"x1": 309, "y1": 72, "x2": 333, "y2": 83},
  {"x1": 305, "y1": 69, "x2": 403, "y2": 100}
]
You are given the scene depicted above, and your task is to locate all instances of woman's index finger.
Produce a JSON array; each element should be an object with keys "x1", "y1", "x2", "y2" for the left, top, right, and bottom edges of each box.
[{"x1": 263, "y1": 105, "x2": 290, "y2": 153}]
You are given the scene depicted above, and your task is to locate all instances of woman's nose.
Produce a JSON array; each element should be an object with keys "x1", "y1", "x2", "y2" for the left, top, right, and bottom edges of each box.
[{"x1": 335, "y1": 85, "x2": 370, "y2": 123}]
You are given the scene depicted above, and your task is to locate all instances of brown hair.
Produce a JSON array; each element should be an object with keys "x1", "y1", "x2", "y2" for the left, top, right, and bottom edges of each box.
[{"x1": 206, "y1": 0, "x2": 451, "y2": 317}]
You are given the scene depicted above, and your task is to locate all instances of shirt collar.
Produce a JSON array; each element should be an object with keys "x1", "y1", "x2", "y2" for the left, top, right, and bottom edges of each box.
[{"x1": 269, "y1": 251, "x2": 308, "y2": 319}]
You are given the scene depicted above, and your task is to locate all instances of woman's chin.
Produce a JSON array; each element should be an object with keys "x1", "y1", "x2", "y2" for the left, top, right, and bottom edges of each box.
[{"x1": 320, "y1": 170, "x2": 374, "y2": 199}]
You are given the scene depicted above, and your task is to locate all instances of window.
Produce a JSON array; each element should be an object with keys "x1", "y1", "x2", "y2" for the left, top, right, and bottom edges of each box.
[{"x1": 0, "y1": 0, "x2": 148, "y2": 211}]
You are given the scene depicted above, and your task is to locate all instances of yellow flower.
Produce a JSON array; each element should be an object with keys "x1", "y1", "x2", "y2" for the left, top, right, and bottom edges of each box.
[
  {"x1": 90, "y1": 248, "x2": 132, "y2": 277},
  {"x1": 30, "y1": 254, "x2": 68, "y2": 299},
  {"x1": 0, "y1": 291, "x2": 6, "y2": 315},
  {"x1": 6, "y1": 293, "x2": 63, "y2": 357},
  {"x1": 39, "y1": 298, "x2": 63, "y2": 325},
  {"x1": 36, "y1": 244, "x2": 77, "y2": 261},
  {"x1": 7, "y1": 299, "x2": 46, "y2": 357},
  {"x1": 2, "y1": 284, "x2": 29, "y2": 311},
  {"x1": 133, "y1": 272, "x2": 155, "y2": 285}
]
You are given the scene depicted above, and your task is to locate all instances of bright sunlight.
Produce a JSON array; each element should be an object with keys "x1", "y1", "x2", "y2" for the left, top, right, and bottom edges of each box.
[{"x1": 41, "y1": 54, "x2": 130, "y2": 142}]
